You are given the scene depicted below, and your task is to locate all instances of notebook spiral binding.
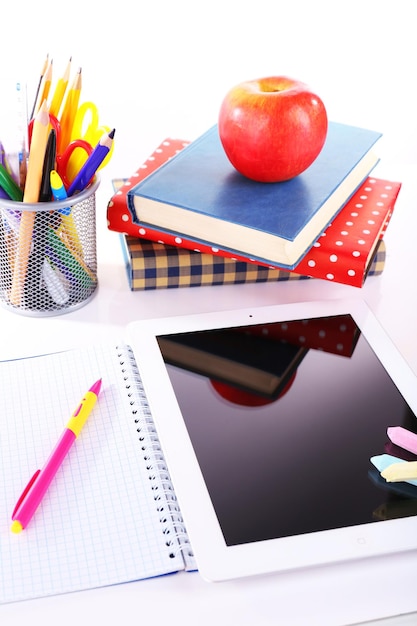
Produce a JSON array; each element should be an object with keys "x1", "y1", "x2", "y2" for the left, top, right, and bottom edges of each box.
[{"x1": 117, "y1": 345, "x2": 196, "y2": 571}]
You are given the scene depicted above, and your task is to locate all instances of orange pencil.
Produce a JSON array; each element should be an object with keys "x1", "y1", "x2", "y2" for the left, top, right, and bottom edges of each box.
[
  {"x1": 58, "y1": 67, "x2": 82, "y2": 154},
  {"x1": 9, "y1": 101, "x2": 50, "y2": 306}
]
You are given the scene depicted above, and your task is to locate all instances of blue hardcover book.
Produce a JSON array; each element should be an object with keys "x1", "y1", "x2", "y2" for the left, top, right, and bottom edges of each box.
[{"x1": 127, "y1": 123, "x2": 381, "y2": 269}]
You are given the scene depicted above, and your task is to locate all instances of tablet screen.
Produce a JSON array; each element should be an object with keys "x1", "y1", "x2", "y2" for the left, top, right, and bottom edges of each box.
[{"x1": 158, "y1": 314, "x2": 417, "y2": 547}]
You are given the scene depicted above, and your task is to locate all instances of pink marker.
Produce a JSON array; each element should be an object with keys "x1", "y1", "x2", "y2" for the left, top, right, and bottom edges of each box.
[{"x1": 11, "y1": 379, "x2": 102, "y2": 533}]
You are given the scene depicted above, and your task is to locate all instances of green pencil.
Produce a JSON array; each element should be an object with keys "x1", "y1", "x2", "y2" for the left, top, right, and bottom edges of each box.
[{"x1": 0, "y1": 164, "x2": 23, "y2": 202}]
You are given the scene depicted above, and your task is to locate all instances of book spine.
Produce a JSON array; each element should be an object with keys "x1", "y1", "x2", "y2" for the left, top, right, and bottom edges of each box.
[
  {"x1": 122, "y1": 235, "x2": 386, "y2": 291},
  {"x1": 119, "y1": 344, "x2": 196, "y2": 571},
  {"x1": 294, "y1": 179, "x2": 400, "y2": 287}
]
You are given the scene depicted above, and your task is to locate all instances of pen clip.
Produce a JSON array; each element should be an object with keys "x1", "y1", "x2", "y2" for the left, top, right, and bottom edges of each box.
[{"x1": 12, "y1": 469, "x2": 40, "y2": 517}]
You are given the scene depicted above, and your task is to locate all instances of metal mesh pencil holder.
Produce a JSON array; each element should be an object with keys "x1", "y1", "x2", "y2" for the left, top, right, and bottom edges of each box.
[{"x1": 0, "y1": 177, "x2": 99, "y2": 316}]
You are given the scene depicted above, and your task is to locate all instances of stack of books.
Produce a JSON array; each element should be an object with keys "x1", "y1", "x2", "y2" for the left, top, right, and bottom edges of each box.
[{"x1": 107, "y1": 125, "x2": 401, "y2": 291}]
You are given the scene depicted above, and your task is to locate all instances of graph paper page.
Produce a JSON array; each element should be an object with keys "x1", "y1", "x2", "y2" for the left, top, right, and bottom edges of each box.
[{"x1": 0, "y1": 343, "x2": 186, "y2": 604}]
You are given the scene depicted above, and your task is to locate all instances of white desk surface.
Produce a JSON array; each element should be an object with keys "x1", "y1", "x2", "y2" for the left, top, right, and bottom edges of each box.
[
  {"x1": 1, "y1": 158, "x2": 416, "y2": 626},
  {"x1": 2, "y1": 1, "x2": 417, "y2": 623}
]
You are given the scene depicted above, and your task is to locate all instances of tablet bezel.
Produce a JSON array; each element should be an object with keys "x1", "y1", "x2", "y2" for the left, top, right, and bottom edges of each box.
[{"x1": 127, "y1": 298, "x2": 417, "y2": 582}]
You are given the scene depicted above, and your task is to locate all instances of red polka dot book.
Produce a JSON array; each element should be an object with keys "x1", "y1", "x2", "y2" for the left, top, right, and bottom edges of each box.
[{"x1": 107, "y1": 139, "x2": 401, "y2": 290}]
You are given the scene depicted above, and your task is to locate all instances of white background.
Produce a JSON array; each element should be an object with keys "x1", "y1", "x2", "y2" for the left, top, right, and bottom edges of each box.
[
  {"x1": 2, "y1": 0, "x2": 416, "y2": 184},
  {"x1": 1, "y1": 1, "x2": 417, "y2": 624}
]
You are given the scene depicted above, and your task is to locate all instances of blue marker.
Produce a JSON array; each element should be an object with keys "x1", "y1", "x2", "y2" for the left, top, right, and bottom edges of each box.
[
  {"x1": 50, "y1": 169, "x2": 71, "y2": 215},
  {"x1": 50, "y1": 169, "x2": 83, "y2": 256}
]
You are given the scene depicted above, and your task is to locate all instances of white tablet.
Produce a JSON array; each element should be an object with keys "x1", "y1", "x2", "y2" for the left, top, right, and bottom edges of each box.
[{"x1": 127, "y1": 298, "x2": 417, "y2": 582}]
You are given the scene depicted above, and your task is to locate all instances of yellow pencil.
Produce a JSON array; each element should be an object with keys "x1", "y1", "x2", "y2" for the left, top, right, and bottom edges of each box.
[
  {"x1": 29, "y1": 53, "x2": 49, "y2": 120},
  {"x1": 49, "y1": 56, "x2": 72, "y2": 118},
  {"x1": 58, "y1": 67, "x2": 82, "y2": 154},
  {"x1": 33, "y1": 59, "x2": 53, "y2": 118},
  {"x1": 9, "y1": 101, "x2": 50, "y2": 306}
]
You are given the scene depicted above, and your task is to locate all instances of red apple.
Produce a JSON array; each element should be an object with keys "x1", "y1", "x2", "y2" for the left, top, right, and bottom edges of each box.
[{"x1": 218, "y1": 76, "x2": 328, "y2": 183}]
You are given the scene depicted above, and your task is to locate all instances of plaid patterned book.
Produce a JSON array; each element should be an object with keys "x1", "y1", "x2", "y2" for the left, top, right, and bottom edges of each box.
[{"x1": 120, "y1": 234, "x2": 386, "y2": 291}]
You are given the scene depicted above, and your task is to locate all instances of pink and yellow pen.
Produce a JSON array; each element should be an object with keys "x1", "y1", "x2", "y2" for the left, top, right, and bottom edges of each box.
[{"x1": 11, "y1": 379, "x2": 102, "y2": 533}]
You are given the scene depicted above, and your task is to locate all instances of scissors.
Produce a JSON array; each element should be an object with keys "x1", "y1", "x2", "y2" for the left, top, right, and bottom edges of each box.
[
  {"x1": 68, "y1": 101, "x2": 114, "y2": 178},
  {"x1": 28, "y1": 113, "x2": 93, "y2": 189}
]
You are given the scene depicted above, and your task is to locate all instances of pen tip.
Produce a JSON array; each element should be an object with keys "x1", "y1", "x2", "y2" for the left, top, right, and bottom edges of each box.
[{"x1": 90, "y1": 379, "x2": 102, "y2": 396}]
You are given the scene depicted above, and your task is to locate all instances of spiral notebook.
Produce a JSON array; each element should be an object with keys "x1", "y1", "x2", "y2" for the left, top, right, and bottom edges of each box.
[{"x1": 0, "y1": 344, "x2": 196, "y2": 605}]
